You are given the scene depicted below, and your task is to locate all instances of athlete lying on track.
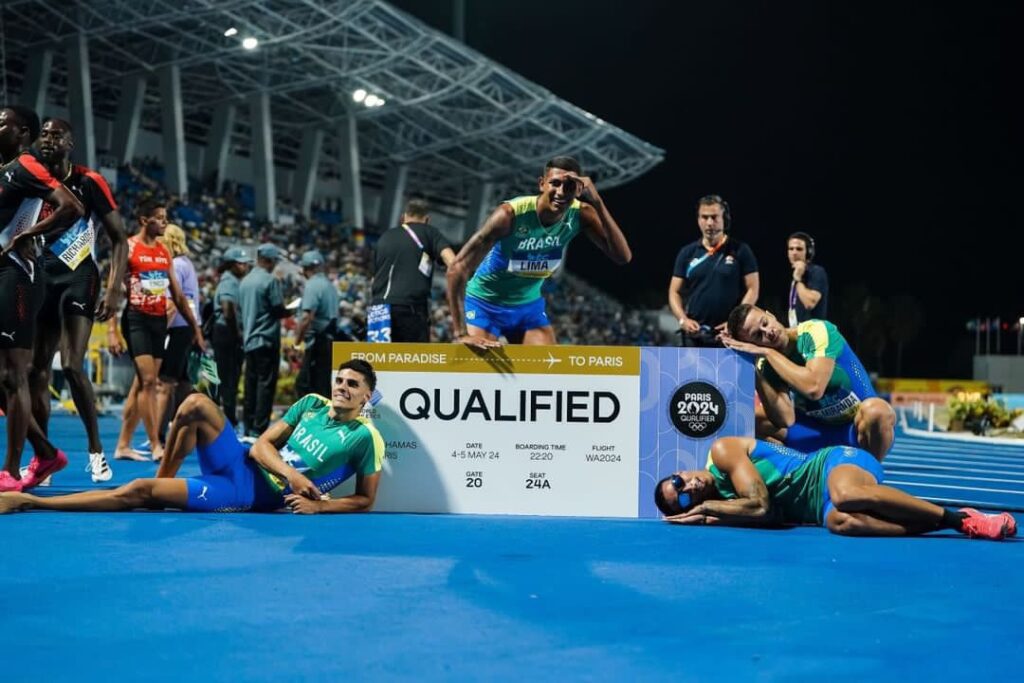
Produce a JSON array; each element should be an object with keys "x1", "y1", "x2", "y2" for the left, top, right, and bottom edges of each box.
[
  {"x1": 654, "y1": 437, "x2": 1016, "y2": 540},
  {"x1": 0, "y1": 360, "x2": 384, "y2": 515}
]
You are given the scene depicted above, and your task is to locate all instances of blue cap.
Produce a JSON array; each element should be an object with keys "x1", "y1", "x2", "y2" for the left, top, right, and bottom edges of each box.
[
  {"x1": 256, "y1": 243, "x2": 282, "y2": 261},
  {"x1": 300, "y1": 249, "x2": 325, "y2": 267},
  {"x1": 222, "y1": 246, "x2": 253, "y2": 264}
]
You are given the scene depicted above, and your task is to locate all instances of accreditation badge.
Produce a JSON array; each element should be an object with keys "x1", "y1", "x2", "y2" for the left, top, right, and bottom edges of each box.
[
  {"x1": 366, "y1": 303, "x2": 392, "y2": 343},
  {"x1": 417, "y1": 251, "x2": 433, "y2": 277}
]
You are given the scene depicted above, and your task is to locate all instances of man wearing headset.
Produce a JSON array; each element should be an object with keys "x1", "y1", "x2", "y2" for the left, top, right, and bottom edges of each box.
[
  {"x1": 668, "y1": 195, "x2": 759, "y2": 347},
  {"x1": 786, "y1": 232, "x2": 829, "y2": 325}
]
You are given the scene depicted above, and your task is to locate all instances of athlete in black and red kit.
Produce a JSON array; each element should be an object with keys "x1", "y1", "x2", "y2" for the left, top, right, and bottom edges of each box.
[
  {"x1": 30, "y1": 118, "x2": 128, "y2": 483},
  {"x1": 0, "y1": 105, "x2": 83, "y2": 492}
]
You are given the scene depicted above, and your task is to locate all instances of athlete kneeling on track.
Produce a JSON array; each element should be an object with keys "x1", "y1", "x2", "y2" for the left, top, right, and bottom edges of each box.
[
  {"x1": 0, "y1": 360, "x2": 384, "y2": 515},
  {"x1": 722, "y1": 304, "x2": 896, "y2": 461},
  {"x1": 654, "y1": 437, "x2": 1017, "y2": 540}
]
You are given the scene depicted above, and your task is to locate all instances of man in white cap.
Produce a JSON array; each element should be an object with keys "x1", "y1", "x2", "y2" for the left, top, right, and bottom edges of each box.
[
  {"x1": 212, "y1": 246, "x2": 253, "y2": 426},
  {"x1": 295, "y1": 249, "x2": 339, "y2": 398},
  {"x1": 238, "y1": 243, "x2": 290, "y2": 437}
]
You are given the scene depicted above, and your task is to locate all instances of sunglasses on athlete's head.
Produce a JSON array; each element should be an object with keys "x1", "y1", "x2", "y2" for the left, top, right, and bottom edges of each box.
[
  {"x1": 670, "y1": 474, "x2": 692, "y2": 510},
  {"x1": 335, "y1": 377, "x2": 363, "y2": 389}
]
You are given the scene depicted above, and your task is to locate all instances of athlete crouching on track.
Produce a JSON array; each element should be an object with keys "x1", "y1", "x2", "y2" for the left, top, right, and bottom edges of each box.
[
  {"x1": 654, "y1": 437, "x2": 1017, "y2": 540},
  {"x1": 0, "y1": 359, "x2": 384, "y2": 515}
]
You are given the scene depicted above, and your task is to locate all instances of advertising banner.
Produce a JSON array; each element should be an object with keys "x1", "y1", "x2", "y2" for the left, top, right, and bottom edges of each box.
[{"x1": 331, "y1": 343, "x2": 754, "y2": 518}]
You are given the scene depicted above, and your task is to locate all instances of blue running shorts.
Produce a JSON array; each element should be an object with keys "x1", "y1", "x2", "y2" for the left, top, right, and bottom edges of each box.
[
  {"x1": 464, "y1": 295, "x2": 550, "y2": 339},
  {"x1": 820, "y1": 446, "x2": 885, "y2": 521},
  {"x1": 185, "y1": 421, "x2": 283, "y2": 512}
]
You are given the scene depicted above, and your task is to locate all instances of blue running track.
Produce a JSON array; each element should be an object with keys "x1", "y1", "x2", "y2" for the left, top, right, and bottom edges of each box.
[{"x1": 1, "y1": 415, "x2": 1021, "y2": 682}]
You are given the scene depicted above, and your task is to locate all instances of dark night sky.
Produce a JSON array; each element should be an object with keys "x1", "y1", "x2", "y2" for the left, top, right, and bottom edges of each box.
[{"x1": 391, "y1": 1, "x2": 1023, "y2": 377}]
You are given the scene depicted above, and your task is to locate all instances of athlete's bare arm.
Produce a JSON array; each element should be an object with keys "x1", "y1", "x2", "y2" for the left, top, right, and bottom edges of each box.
[
  {"x1": 95, "y1": 208, "x2": 128, "y2": 321},
  {"x1": 666, "y1": 437, "x2": 773, "y2": 526},
  {"x1": 574, "y1": 175, "x2": 631, "y2": 265},
  {"x1": 754, "y1": 368, "x2": 796, "y2": 428},
  {"x1": 3, "y1": 185, "x2": 83, "y2": 255},
  {"x1": 285, "y1": 471, "x2": 381, "y2": 514},
  {"x1": 248, "y1": 419, "x2": 321, "y2": 499},
  {"x1": 445, "y1": 204, "x2": 514, "y2": 349},
  {"x1": 722, "y1": 336, "x2": 835, "y2": 401}
]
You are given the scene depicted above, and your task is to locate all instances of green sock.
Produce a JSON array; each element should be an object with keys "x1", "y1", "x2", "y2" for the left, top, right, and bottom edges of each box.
[{"x1": 941, "y1": 508, "x2": 967, "y2": 531}]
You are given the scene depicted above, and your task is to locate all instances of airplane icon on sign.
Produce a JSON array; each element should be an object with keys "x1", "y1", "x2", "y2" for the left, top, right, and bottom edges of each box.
[{"x1": 545, "y1": 352, "x2": 562, "y2": 369}]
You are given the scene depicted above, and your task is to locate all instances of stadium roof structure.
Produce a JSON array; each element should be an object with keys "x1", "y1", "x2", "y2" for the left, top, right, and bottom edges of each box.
[{"x1": 1, "y1": 0, "x2": 664, "y2": 205}]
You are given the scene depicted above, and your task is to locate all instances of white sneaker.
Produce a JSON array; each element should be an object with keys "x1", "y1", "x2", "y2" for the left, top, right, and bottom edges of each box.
[
  {"x1": 86, "y1": 452, "x2": 113, "y2": 483},
  {"x1": 19, "y1": 466, "x2": 51, "y2": 487}
]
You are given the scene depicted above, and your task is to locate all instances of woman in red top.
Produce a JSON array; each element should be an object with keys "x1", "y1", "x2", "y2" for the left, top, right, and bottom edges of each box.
[{"x1": 112, "y1": 200, "x2": 204, "y2": 462}]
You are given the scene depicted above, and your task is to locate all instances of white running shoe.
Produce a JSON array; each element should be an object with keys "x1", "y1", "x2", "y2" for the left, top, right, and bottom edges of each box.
[
  {"x1": 86, "y1": 452, "x2": 113, "y2": 483},
  {"x1": 19, "y1": 466, "x2": 51, "y2": 487}
]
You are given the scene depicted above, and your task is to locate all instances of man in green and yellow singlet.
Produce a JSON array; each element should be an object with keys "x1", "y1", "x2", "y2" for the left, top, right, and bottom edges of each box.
[
  {"x1": 0, "y1": 360, "x2": 384, "y2": 515},
  {"x1": 722, "y1": 304, "x2": 896, "y2": 461},
  {"x1": 446, "y1": 156, "x2": 632, "y2": 348},
  {"x1": 653, "y1": 437, "x2": 1016, "y2": 540}
]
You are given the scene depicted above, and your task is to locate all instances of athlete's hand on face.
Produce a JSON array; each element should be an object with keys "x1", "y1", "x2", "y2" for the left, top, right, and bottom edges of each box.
[
  {"x1": 721, "y1": 335, "x2": 768, "y2": 356},
  {"x1": 792, "y1": 261, "x2": 807, "y2": 282},
  {"x1": 287, "y1": 472, "x2": 323, "y2": 500},
  {"x1": 284, "y1": 493, "x2": 323, "y2": 514},
  {"x1": 566, "y1": 174, "x2": 601, "y2": 206},
  {"x1": 455, "y1": 334, "x2": 502, "y2": 350}
]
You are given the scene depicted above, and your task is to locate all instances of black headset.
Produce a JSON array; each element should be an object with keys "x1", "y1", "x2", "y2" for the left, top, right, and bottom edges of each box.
[
  {"x1": 789, "y1": 231, "x2": 816, "y2": 262},
  {"x1": 697, "y1": 194, "x2": 732, "y2": 232}
]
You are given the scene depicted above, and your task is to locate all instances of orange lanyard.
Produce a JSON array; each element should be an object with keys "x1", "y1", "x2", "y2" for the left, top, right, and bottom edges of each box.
[{"x1": 702, "y1": 235, "x2": 728, "y2": 256}]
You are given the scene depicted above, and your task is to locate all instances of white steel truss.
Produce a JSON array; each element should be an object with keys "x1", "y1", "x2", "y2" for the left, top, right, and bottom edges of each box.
[{"x1": 2, "y1": 0, "x2": 664, "y2": 204}]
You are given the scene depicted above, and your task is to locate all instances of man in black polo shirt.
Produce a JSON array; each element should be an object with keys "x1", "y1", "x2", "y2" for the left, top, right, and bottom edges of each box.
[
  {"x1": 786, "y1": 231, "x2": 828, "y2": 325},
  {"x1": 668, "y1": 195, "x2": 759, "y2": 347},
  {"x1": 368, "y1": 198, "x2": 455, "y2": 343}
]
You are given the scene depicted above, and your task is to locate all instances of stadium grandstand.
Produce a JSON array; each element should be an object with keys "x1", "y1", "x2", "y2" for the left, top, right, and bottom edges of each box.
[
  {"x1": 3, "y1": 4, "x2": 1018, "y2": 682},
  {"x1": 1, "y1": 0, "x2": 667, "y2": 400}
]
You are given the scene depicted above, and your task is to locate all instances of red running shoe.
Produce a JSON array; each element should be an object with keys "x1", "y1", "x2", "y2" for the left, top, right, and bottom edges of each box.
[
  {"x1": 0, "y1": 471, "x2": 23, "y2": 492},
  {"x1": 959, "y1": 507, "x2": 1017, "y2": 540},
  {"x1": 21, "y1": 450, "x2": 68, "y2": 490}
]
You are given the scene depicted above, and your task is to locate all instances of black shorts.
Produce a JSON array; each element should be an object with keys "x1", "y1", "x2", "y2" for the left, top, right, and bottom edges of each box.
[
  {"x1": 123, "y1": 309, "x2": 167, "y2": 360},
  {"x1": 161, "y1": 326, "x2": 193, "y2": 381},
  {"x1": 0, "y1": 258, "x2": 44, "y2": 350},
  {"x1": 41, "y1": 257, "x2": 100, "y2": 322}
]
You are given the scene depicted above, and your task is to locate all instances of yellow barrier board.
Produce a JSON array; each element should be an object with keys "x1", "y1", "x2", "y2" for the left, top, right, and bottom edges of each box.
[{"x1": 876, "y1": 378, "x2": 990, "y2": 394}]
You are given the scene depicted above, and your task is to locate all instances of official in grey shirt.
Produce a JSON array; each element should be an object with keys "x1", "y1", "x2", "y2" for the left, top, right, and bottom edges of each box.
[
  {"x1": 212, "y1": 246, "x2": 252, "y2": 426},
  {"x1": 238, "y1": 243, "x2": 290, "y2": 436},
  {"x1": 295, "y1": 249, "x2": 340, "y2": 397}
]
